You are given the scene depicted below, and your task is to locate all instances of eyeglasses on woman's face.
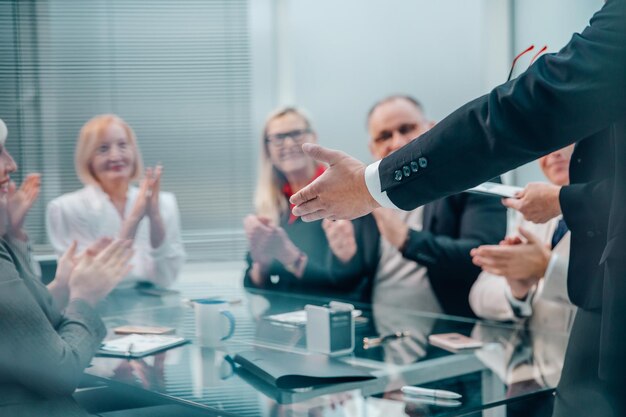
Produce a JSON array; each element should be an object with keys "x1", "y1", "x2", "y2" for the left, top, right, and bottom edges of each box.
[{"x1": 265, "y1": 128, "x2": 312, "y2": 147}]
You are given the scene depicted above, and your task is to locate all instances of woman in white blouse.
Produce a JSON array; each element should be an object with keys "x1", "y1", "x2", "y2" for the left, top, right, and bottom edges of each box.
[{"x1": 46, "y1": 114, "x2": 186, "y2": 288}]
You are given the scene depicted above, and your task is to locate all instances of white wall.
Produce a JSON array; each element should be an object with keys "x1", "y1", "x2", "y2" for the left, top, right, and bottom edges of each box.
[
  {"x1": 251, "y1": 0, "x2": 605, "y2": 184},
  {"x1": 511, "y1": 0, "x2": 604, "y2": 185},
  {"x1": 263, "y1": 0, "x2": 511, "y2": 163}
]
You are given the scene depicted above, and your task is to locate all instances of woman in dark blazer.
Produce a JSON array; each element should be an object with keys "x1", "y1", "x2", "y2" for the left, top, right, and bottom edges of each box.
[{"x1": 243, "y1": 107, "x2": 377, "y2": 302}]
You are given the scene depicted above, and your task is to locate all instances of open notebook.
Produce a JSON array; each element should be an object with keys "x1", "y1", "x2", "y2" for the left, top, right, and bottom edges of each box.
[
  {"x1": 97, "y1": 334, "x2": 189, "y2": 358},
  {"x1": 234, "y1": 348, "x2": 375, "y2": 389}
]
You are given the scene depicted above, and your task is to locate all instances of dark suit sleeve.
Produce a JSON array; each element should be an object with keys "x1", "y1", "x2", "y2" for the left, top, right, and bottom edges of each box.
[
  {"x1": 378, "y1": 0, "x2": 626, "y2": 210},
  {"x1": 558, "y1": 179, "x2": 612, "y2": 311},
  {"x1": 560, "y1": 179, "x2": 613, "y2": 238},
  {"x1": 0, "y1": 250, "x2": 106, "y2": 397},
  {"x1": 402, "y1": 193, "x2": 506, "y2": 276},
  {"x1": 401, "y1": 193, "x2": 506, "y2": 316}
]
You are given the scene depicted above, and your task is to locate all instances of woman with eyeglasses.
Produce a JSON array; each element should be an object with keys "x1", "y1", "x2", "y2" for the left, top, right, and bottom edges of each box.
[
  {"x1": 46, "y1": 114, "x2": 186, "y2": 288},
  {"x1": 243, "y1": 107, "x2": 377, "y2": 302},
  {"x1": 0, "y1": 118, "x2": 133, "y2": 397}
]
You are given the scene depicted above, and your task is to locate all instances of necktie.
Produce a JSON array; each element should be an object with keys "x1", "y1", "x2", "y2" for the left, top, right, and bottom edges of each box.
[{"x1": 551, "y1": 218, "x2": 568, "y2": 249}]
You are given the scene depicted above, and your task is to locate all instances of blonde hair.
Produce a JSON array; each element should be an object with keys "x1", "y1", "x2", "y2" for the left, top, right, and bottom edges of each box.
[
  {"x1": 254, "y1": 107, "x2": 314, "y2": 225},
  {"x1": 75, "y1": 114, "x2": 144, "y2": 186}
]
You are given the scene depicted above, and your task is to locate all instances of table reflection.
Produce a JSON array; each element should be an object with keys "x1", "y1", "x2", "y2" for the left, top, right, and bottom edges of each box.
[
  {"x1": 0, "y1": 385, "x2": 93, "y2": 417},
  {"x1": 88, "y1": 283, "x2": 569, "y2": 417}
]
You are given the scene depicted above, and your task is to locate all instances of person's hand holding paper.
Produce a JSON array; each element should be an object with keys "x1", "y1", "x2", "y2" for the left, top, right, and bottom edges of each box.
[{"x1": 502, "y1": 182, "x2": 562, "y2": 224}]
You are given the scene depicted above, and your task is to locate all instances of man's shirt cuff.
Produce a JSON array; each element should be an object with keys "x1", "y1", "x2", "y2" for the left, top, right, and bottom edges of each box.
[{"x1": 364, "y1": 160, "x2": 400, "y2": 209}]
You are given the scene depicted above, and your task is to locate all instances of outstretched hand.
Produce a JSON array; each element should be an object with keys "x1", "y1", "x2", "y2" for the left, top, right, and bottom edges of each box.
[{"x1": 290, "y1": 144, "x2": 380, "y2": 222}]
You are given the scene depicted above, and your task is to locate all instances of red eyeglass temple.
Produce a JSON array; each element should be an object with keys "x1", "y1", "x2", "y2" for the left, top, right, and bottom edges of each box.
[
  {"x1": 530, "y1": 45, "x2": 548, "y2": 65},
  {"x1": 507, "y1": 45, "x2": 535, "y2": 82}
]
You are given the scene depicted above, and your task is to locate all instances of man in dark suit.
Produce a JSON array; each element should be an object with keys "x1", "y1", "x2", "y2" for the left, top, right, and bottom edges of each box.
[
  {"x1": 291, "y1": 1, "x2": 625, "y2": 415},
  {"x1": 327, "y1": 95, "x2": 506, "y2": 317}
]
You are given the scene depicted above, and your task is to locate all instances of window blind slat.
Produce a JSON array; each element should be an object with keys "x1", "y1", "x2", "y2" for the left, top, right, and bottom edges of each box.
[{"x1": 0, "y1": 0, "x2": 253, "y2": 261}]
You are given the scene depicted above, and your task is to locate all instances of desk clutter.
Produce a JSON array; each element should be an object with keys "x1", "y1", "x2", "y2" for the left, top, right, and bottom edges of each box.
[{"x1": 87, "y1": 284, "x2": 567, "y2": 414}]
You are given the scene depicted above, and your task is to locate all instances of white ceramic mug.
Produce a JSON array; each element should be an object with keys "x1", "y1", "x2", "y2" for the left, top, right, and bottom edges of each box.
[{"x1": 194, "y1": 299, "x2": 236, "y2": 347}]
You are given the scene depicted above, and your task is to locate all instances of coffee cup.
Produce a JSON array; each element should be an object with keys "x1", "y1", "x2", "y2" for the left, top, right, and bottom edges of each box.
[{"x1": 194, "y1": 299, "x2": 236, "y2": 347}]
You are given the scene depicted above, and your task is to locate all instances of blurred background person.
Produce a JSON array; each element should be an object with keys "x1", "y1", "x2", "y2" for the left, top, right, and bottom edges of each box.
[
  {"x1": 335, "y1": 95, "x2": 507, "y2": 317},
  {"x1": 0, "y1": 118, "x2": 133, "y2": 397},
  {"x1": 470, "y1": 145, "x2": 576, "y2": 332},
  {"x1": 46, "y1": 114, "x2": 186, "y2": 288},
  {"x1": 243, "y1": 107, "x2": 377, "y2": 302},
  {"x1": 470, "y1": 146, "x2": 579, "y2": 417}
]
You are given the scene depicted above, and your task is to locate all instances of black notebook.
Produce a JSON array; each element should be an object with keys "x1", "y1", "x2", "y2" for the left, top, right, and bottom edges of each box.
[{"x1": 233, "y1": 348, "x2": 375, "y2": 389}]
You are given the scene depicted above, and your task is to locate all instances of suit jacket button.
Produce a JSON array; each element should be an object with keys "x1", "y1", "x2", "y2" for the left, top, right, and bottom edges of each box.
[
  {"x1": 410, "y1": 161, "x2": 419, "y2": 172},
  {"x1": 587, "y1": 230, "x2": 595, "y2": 238},
  {"x1": 402, "y1": 166, "x2": 411, "y2": 177},
  {"x1": 394, "y1": 170, "x2": 403, "y2": 181},
  {"x1": 418, "y1": 157, "x2": 428, "y2": 168}
]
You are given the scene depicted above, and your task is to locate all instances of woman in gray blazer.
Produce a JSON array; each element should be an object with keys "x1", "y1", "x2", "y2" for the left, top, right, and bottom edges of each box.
[{"x1": 0, "y1": 118, "x2": 133, "y2": 398}]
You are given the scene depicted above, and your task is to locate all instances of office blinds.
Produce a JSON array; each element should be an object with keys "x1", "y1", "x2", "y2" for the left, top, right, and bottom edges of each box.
[{"x1": 0, "y1": 0, "x2": 253, "y2": 261}]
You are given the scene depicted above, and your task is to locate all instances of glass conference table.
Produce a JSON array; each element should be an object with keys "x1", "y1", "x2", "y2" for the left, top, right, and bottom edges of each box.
[{"x1": 87, "y1": 281, "x2": 570, "y2": 417}]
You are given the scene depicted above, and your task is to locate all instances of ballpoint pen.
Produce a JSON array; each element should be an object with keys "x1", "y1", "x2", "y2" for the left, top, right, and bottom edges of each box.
[
  {"x1": 363, "y1": 330, "x2": 410, "y2": 348},
  {"x1": 401, "y1": 386, "x2": 462, "y2": 400},
  {"x1": 402, "y1": 395, "x2": 462, "y2": 408}
]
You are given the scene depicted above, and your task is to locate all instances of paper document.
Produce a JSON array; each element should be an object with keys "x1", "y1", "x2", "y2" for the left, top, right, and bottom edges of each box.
[{"x1": 467, "y1": 182, "x2": 523, "y2": 198}]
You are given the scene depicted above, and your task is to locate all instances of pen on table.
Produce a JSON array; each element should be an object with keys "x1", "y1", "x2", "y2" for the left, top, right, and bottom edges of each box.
[
  {"x1": 401, "y1": 386, "x2": 462, "y2": 400},
  {"x1": 402, "y1": 396, "x2": 462, "y2": 408},
  {"x1": 126, "y1": 343, "x2": 134, "y2": 358},
  {"x1": 363, "y1": 330, "x2": 410, "y2": 348}
]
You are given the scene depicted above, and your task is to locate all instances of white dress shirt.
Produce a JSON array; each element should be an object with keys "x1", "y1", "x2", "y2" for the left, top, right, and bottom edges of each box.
[
  {"x1": 365, "y1": 160, "x2": 399, "y2": 209},
  {"x1": 46, "y1": 185, "x2": 186, "y2": 288}
]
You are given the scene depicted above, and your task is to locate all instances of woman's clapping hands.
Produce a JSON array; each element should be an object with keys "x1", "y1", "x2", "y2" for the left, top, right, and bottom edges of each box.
[{"x1": 67, "y1": 239, "x2": 134, "y2": 307}]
